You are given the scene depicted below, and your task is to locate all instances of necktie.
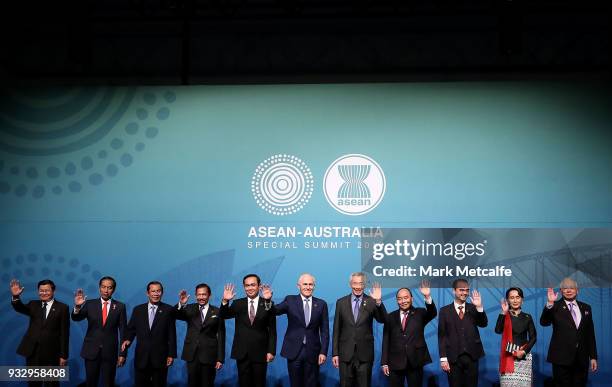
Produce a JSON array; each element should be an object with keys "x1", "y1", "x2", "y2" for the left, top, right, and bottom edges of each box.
[
  {"x1": 149, "y1": 305, "x2": 156, "y2": 328},
  {"x1": 249, "y1": 300, "x2": 255, "y2": 325},
  {"x1": 568, "y1": 302, "x2": 579, "y2": 328},
  {"x1": 102, "y1": 301, "x2": 108, "y2": 326},
  {"x1": 199, "y1": 305, "x2": 206, "y2": 323},
  {"x1": 401, "y1": 311, "x2": 408, "y2": 331},
  {"x1": 353, "y1": 297, "x2": 360, "y2": 323},
  {"x1": 42, "y1": 302, "x2": 48, "y2": 321},
  {"x1": 304, "y1": 298, "x2": 311, "y2": 326},
  {"x1": 458, "y1": 305, "x2": 464, "y2": 320}
]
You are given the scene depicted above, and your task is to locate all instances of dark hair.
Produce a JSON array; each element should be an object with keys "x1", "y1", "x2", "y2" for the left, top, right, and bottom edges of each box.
[
  {"x1": 505, "y1": 287, "x2": 524, "y2": 299},
  {"x1": 396, "y1": 287, "x2": 413, "y2": 298},
  {"x1": 243, "y1": 273, "x2": 261, "y2": 285},
  {"x1": 147, "y1": 281, "x2": 164, "y2": 292},
  {"x1": 452, "y1": 278, "x2": 469, "y2": 289},
  {"x1": 99, "y1": 276, "x2": 116, "y2": 289},
  {"x1": 195, "y1": 283, "x2": 211, "y2": 294},
  {"x1": 38, "y1": 279, "x2": 56, "y2": 291}
]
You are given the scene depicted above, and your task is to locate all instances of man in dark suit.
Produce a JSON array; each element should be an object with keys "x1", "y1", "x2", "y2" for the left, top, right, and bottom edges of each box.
[
  {"x1": 10, "y1": 278, "x2": 69, "y2": 387},
  {"x1": 121, "y1": 281, "x2": 177, "y2": 387},
  {"x1": 540, "y1": 277, "x2": 598, "y2": 387},
  {"x1": 381, "y1": 281, "x2": 437, "y2": 387},
  {"x1": 262, "y1": 273, "x2": 329, "y2": 387},
  {"x1": 72, "y1": 276, "x2": 128, "y2": 387},
  {"x1": 175, "y1": 283, "x2": 225, "y2": 387},
  {"x1": 332, "y1": 272, "x2": 387, "y2": 387},
  {"x1": 220, "y1": 273, "x2": 277, "y2": 387},
  {"x1": 437, "y1": 278, "x2": 487, "y2": 387}
]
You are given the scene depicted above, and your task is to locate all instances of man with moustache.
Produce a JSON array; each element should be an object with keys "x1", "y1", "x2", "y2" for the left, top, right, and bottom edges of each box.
[
  {"x1": 121, "y1": 281, "x2": 177, "y2": 387},
  {"x1": 540, "y1": 277, "x2": 598, "y2": 387},
  {"x1": 381, "y1": 281, "x2": 437, "y2": 387},
  {"x1": 10, "y1": 278, "x2": 69, "y2": 387},
  {"x1": 72, "y1": 276, "x2": 128, "y2": 387},
  {"x1": 438, "y1": 278, "x2": 488, "y2": 387},
  {"x1": 261, "y1": 273, "x2": 329, "y2": 387},
  {"x1": 220, "y1": 274, "x2": 276, "y2": 387},
  {"x1": 332, "y1": 272, "x2": 387, "y2": 387},
  {"x1": 175, "y1": 283, "x2": 225, "y2": 387}
]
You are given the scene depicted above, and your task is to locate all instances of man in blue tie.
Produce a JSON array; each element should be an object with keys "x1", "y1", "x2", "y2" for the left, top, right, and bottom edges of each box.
[
  {"x1": 332, "y1": 272, "x2": 386, "y2": 387},
  {"x1": 540, "y1": 277, "x2": 598, "y2": 387},
  {"x1": 261, "y1": 273, "x2": 329, "y2": 387}
]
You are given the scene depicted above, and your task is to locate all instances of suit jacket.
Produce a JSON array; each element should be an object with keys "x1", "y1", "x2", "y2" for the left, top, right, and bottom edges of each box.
[
  {"x1": 271, "y1": 295, "x2": 329, "y2": 362},
  {"x1": 176, "y1": 303, "x2": 225, "y2": 364},
  {"x1": 219, "y1": 297, "x2": 276, "y2": 362},
  {"x1": 72, "y1": 298, "x2": 128, "y2": 360},
  {"x1": 382, "y1": 301, "x2": 437, "y2": 370},
  {"x1": 332, "y1": 294, "x2": 387, "y2": 363},
  {"x1": 125, "y1": 302, "x2": 177, "y2": 369},
  {"x1": 12, "y1": 298, "x2": 70, "y2": 363},
  {"x1": 437, "y1": 303, "x2": 487, "y2": 363},
  {"x1": 540, "y1": 299, "x2": 597, "y2": 366}
]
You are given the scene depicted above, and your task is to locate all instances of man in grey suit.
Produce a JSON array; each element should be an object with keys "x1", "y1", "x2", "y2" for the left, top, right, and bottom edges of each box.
[{"x1": 332, "y1": 272, "x2": 386, "y2": 387}]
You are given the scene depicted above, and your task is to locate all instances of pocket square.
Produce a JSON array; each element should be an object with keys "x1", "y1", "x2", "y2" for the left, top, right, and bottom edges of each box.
[{"x1": 211, "y1": 315, "x2": 218, "y2": 318}]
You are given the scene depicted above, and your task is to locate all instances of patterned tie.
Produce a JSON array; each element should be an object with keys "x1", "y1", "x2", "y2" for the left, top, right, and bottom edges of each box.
[
  {"x1": 42, "y1": 302, "x2": 48, "y2": 321},
  {"x1": 458, "y1": 305, "x2": 464, "y2": 320},
  {"x1": 102, "y1": 301, "x2": 109, "y2": 326},
  {"x1": 401, "y1": 311, "x2": 408, "y2": 331},
  {"x1": 353, "y1": 297, "x2": 360, "y2": 323},
  {"x1": 149, "y1": 305, "x2": 156, "y2": 329},
  {"x1": 249, "y1": 300, "x2": 255, "y2": 325},
  {"x1": 569, "y1": 302, "x2": 579, "y2": 328}
]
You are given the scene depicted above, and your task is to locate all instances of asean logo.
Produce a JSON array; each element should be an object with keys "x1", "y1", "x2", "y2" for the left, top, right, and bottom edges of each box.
[
  {"x1": 251, "y1": 154, "x2": 314, "y2": 216},
  {"x1": 323, "y1": 154, "x2": 386, "y2": 215}
]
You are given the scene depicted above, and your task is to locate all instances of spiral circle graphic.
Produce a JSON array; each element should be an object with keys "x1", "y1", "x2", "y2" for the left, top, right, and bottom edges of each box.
[{"x1": 251, "y1": 154, "x2": 314, "y2": 215}]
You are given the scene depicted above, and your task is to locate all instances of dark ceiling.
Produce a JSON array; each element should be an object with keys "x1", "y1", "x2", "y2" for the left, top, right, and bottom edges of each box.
[{"x1": 1, "y1": 0, "x2": 610, "y2": 85}]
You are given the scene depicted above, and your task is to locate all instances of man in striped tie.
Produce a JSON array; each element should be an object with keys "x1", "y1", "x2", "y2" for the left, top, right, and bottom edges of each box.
[
  {"x1": 540, "y1": 277, "x2": 598, "y2": 387},
  {"x1": 72, "y1": 276, "x2": 128, "y2": 387}
]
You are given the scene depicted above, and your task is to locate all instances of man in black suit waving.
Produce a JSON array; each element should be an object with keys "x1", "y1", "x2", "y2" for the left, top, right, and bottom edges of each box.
[
  {"x1": 438, "y1": 278, "x2": 487, "y2": 387},
  {"x1": 381, "y1": 281, "x2": 437, "y2": 387},
  {"x1": 220, "y1": 274, "x2": 276, "y2": 387},
  {"x1": 332, "y1": 272, "x2": 387, "y2": 387},
  {"x1": 121, "y1": 281, "x2": 177, "y2": 387},
  {"x1": 10, "y1": 278, "x2": 69, "y2": 387},
  {"x1": 176, "y1": 283, "x2": 225, "y2": 387},
  {"x1": 72, "y1": 276, "x2": 128, "y2": 387},
  {"x1": 540, "y1": 277, "x2": 598, "y2": 387}
]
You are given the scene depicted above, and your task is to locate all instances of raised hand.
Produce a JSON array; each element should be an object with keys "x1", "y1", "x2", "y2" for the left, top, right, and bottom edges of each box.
[
  {"x1": 10, "y1": 279, "x2": 24, "y2": 297},
  {"x1": 222, "y1": 284, "x2": 236, "y2": 302},
  {"x1": 74, "y1": 288, "x2": 87, "y2": 306},
  {"x1": 546, "y1": 288, "x2": 559, "y2": 305},
  {"x1": 500, "y1": 298, "x2": 509, "y2": 314},
  {"x1": 470, "y1": 289, "x2": 482, "y2": 308},
  {"x1": 261, "y1": 284, "x2": 273, "y2": 300},
  {"x1": 419, "y1": 279, "x2": 431, "y2": 299},
  {"x1": 178, "y1": 289, "x2": 190, "y2": 304},
  {"x1": 369, "y1": 282, "x2": 382, "y2": 301}
]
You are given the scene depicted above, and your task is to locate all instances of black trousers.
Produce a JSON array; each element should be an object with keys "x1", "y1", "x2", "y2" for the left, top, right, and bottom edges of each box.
[
  {"x1": 339, "y1": 356, "x2": 373, "y2": 387},
  {"x1": 134, "y1": 362, "x2": 168, "y2": 387},
  {"x1": 186, "y1": 360, "x2": 216, "y2": 387},
  {"x1": 447, "y1": 354, "x2": 478, "y2": 387},
  {"x1": 287, "y1": 345, "x2": 319, "y2": 387},
  {"x1": 85, "y1": 354, "x2": 117, "y2": 387},
  {"x1": 552, "y1": 358, "x2": 589, "y2": 387},
  {"x1": 388, "y1": 364, "x2": 423, "y2": 387},
  {"x1": 236, "y1": 358, "x2": 267, "y2": 387},
  {"x1": 25, "y1": 347, "x2": 59, "y2": 387}
]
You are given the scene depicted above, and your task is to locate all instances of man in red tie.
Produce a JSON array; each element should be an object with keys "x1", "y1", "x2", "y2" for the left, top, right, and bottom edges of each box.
[
  {"x1": 437, "y1": 278, "x2": 488, "y2": 387},
  {"x1": 72, "y1": 276, "x2": 128, "y2": 387},
  {"x1": 381, "y1": 281, "x2": 436, "y2": 387}
]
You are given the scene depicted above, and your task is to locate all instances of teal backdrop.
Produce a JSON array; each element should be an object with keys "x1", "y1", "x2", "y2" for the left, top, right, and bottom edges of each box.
[{"x1": 1, "y1": 82, "x2": 611, "y2": 386}]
